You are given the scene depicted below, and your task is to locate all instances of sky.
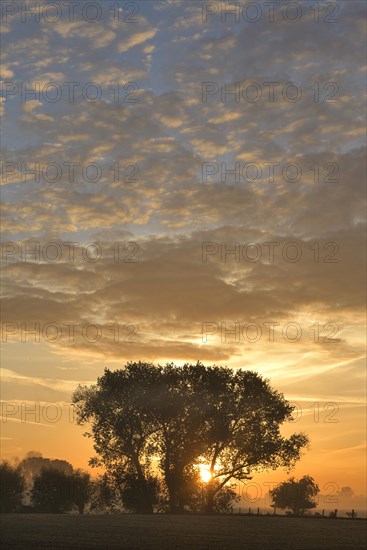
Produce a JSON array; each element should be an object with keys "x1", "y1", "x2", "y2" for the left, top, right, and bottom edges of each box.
[{"x1": 0, "y1": 0, "x2": 366, "y2": 512}]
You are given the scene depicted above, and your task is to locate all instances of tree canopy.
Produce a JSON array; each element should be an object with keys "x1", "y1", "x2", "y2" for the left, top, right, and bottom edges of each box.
[
  {"x1": 73, "y1": 361, "x2": 308, "y2": 513},
  {"x1": 270, "y1": 475, "x2": 320, "y2": 515},
  {"x1": 19, "y1": 453, "x2": 73, "y2": 486},
  {"x1": 0, "y1": 461, "x2": 25, "y2": 513},
  {"x1": 31, "y1": 467, "x2": 92, "y2": 514},
  {"x1": 0, "y1": 456, "x2": 93, "y2": 514}
]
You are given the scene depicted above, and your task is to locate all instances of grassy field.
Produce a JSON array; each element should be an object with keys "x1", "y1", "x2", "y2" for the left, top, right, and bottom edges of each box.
[{"x1": 1, "y1": 514, "x2": 366, "y2": 549}]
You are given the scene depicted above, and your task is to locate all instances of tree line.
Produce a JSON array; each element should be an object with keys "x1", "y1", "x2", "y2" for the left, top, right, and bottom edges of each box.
[
  {"x1": 0, "y1": 454, "x2": 322, "y2": 517},
  {"x1": 0, "y1": 452, "x2": 238, "y2": 515},
  {"x1": 0, "y1": 453, "x2": 91, "y2": 514}
]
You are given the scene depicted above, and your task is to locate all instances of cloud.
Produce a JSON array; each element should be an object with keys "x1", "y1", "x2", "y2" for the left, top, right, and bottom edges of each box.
[
  {"x1": 0, "y1": 64, "x2": 14, "y2": 78},
  {"x1": 21, "y1": 100, "x2": 43, "y2": 113},
  {"x1": 118, "y1": 29, "x2": 158, "y2": 53}
]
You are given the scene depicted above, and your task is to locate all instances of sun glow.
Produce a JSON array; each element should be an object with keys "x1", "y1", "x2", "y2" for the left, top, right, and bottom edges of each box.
[{"x1": 199, "y1": 466, "x2": 212, "y2": 483}]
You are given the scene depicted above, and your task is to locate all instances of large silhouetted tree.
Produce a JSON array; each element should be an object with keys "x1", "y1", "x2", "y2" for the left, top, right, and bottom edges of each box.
[
  {"x1": 270, "y1": 475, "x2": 319, "y2": 515},
  {"x1": 147, "y1": 363, "x2": 212, "y2": 512},
  {"x1": 199, "y1": 368, "x2": 309, "y2": 512},
  {"x1": 0, "y1": 461, "x2": 25, "y2": 512},
  {"x1": 73, "y1": 362, "x2": 308, "y2": 513},
  {"x1": 73, "y1": 362, "x2": 161, "y2": 513}
]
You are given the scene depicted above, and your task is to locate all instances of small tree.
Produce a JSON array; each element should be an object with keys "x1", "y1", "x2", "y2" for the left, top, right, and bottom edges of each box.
[
  {"x1": 19, "y1": 454, "x2": 74, "y2": 505},
  {"x1": 0, "y1": 461, "x2": 25, "y2": 512},
  {"x1": 32, "y1": 469, "x2": 74, "y2": 513},
  {"x1": 19, "y1": 455, "x2": 73, "y2": 483},
  {"x1": 69, "y1": 470, "x2": 92, "y2": 515},
  {"x1": 270, "y1": 475, "x2": 319, "y2": 516}
]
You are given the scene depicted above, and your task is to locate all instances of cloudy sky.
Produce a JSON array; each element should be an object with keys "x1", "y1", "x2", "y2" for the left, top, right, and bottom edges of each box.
[{"x1": 1, "y1": 0, "x2": 366, "y2": 507}]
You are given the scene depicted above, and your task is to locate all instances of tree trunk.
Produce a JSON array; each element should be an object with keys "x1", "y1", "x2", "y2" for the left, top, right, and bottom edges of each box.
[
  {"x1": 168, "y1": 488, "x2": 184, "y2": 513},
  {"x1": 139, "y1": 501, "x2": 153, "y2": 514},
  {"x1": 131, "y1": 453, "x2": 154, "y2": 514},
  {"x1": 206, "y1": 482, "x2": 215, "y2": 514},
  {"x1": 178, "y1": 497, "x2": 185, "y2": 514},
  {"x1": 166, "y1": 470, "x2": 185, "y2": 513},
  {"x1": 168, "y1": 492, "x2": 179, "y2": 513}
]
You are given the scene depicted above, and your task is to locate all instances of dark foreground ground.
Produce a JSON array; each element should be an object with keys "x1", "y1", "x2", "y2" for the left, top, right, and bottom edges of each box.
[{"x1": 1, "y1": 514, "x2": 366, "y2": 550}]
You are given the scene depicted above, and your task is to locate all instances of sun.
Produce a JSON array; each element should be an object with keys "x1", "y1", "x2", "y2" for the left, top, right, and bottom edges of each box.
[{"x1": 199, "y1": 466, "x2": 212, "y2": 483}]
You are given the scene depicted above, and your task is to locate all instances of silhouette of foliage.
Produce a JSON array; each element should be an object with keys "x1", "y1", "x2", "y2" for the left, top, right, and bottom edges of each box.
[
  {"x1": 0, "y1": 461, "x2": 25, "y2": 513},
  {"x1": 197, "y1": 367, "x2": 308, "y2": 512},
  {"x1": 69, "y1": 470, "x2": 92, "y2": 515},
  {"x1": 19, "y1": 454, "x2": 73, "y2": 485},
  {"x1": 19, "y1": 453, "x2": 74, "y2": 505},
  {"x1": 73, "y1": 362, "x2": 308, "y2": 513},
  {"x1": 31, "y1": 469, "x2": 75, "y2": 513},
  {"x1": 270, "y1": 475, "x2": 319, "y2": 516},
  {"x1": 31, "y1": 467, "x2": 92, "y2": 514},
  {"x1": 90, "y1": 474, "x2": 122, "y2": 513},
  {"x1": 119, "y1": 472, "x2": 161, "y2": 513},
  {"x1": 214, "y1": 485, "x2": 240, "y2": 514}
]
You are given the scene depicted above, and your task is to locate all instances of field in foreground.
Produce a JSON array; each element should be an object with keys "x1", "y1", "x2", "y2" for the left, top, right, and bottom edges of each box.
[{"x1": 1, "y1": 514, "x2": 366, "y2": 550}]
